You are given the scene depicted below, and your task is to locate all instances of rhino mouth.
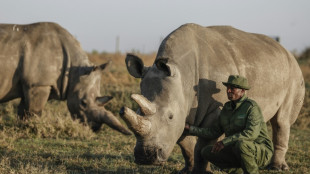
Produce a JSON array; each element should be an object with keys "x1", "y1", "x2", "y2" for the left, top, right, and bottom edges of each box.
[
  {"x1": 134, "y1": 143, "x2": 167, "y2": 165},
  {"x1": 120, "y1": 94, "x2": 170, "y2": 165}
]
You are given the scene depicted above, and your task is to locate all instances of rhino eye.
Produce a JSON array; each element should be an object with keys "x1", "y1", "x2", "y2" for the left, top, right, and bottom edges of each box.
[{"x1": 168, "y1": 114, "x2": 173, "y2": 120}]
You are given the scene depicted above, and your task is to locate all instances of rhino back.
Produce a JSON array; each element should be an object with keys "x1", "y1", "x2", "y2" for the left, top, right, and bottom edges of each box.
[
  {"x1": 156, "y1": 23, "x2": 304, "y2": 125},
  {"x1": 0, "y1": 22, "x2": 88, "y2": 101}
]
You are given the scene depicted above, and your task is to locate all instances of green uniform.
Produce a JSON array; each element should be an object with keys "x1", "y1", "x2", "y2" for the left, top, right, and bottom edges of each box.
[{"x1": 189, "y1": 95, "x2": 274, "y2": 174}]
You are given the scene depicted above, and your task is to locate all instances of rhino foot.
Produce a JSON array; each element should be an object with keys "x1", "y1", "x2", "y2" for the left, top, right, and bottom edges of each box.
[
  {"x1": 189, "y1": 168, "x2": 213, "y2": 174},
  {"x1": 178, "y1": 167, "x2": 192, "y2": 174},
  {"x1": 268, "y1": 161, "x2": 289, "y2": 171}
]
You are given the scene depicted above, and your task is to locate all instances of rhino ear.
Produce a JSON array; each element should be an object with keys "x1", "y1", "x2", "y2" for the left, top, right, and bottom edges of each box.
[
  {"x1": 94, "y1": 61, "x2": 112, "y2": 72},
  {"x1": 96, "y1": 96, "x2": 113, "y2": 106},
  {"x1": 155, "y1": 58, "x2": 172, "y2": 76},
  {"x1": 125, "y1": 54, "x2": 146, "y2": 78}
]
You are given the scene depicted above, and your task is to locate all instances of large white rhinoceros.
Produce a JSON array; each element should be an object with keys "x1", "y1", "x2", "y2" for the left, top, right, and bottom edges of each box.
[
  {"x1": 0, "y1": 22, "x2": 131, "y2": 135},
  {"x1": 120, "y1": 23, "x2": 305, "y2": 173}
]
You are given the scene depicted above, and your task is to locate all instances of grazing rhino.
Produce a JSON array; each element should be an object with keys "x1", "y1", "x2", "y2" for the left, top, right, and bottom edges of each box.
[
  {"x1": 120, "y1": 23, "x2": 305, "y2": 173},
  {"x1": 0, "y1": 22, "x2": 131, "y2": 135}
]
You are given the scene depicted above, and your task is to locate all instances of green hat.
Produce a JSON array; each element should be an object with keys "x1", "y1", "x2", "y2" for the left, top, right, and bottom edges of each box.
[{"x1": 222, "y1": 75, "x2": 251, "y2": 90}]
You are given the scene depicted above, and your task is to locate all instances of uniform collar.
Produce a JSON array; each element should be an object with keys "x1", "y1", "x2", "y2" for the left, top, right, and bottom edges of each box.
[{"x1": 228, "y1": 94, "x2": 248, "y2": 111}]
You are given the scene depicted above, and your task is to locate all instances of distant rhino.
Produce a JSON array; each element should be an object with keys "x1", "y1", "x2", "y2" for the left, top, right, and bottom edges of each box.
[
  {"x1": 121, "y1": 23, "x2": 305, "y2": 173},
  {"x1": 0, "y1": 22, "x2": 131, "y2": 135}
]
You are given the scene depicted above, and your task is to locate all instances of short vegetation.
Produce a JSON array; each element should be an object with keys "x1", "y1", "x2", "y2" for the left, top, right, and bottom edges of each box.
[{"x1": 0, "y1": 50, "x2": 309, "y2": 173}]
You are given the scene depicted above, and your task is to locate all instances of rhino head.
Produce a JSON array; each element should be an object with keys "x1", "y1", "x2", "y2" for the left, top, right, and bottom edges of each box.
[
  {"x1": 67, "y1": 61, "x2": 131, "y2": 135},
  {"x1": 120, "y1": 54, "x2": 190, "y2": 164}
]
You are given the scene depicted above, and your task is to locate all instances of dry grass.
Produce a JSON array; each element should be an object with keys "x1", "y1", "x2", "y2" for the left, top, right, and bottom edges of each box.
[
  {"x1": 89, "y1": 52, "x2": 155, "y2": 86},
  {"x1": 300, "y1": 64, "x2": 310, "y2": 88},
  {"x1": 89, "y1": 52, "x2": 156, "y2": 114},
  {"x1": 0, "y1": 101, "x2": 95, "y2": 141}
]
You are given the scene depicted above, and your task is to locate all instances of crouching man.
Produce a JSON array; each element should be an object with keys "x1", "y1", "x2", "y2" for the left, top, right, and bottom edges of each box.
[{"x1": 185, "y1": 75, "x2": 274, "y2": 174}]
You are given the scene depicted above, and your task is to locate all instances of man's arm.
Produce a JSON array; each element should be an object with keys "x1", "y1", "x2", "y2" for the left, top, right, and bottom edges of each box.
[{"x1": 185, "y1": 119, "x2": 223, "y2": 140}]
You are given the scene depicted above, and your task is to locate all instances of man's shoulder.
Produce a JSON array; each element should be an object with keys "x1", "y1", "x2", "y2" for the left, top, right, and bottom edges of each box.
[
  {"x1": 223, "y1": 101, "x2": 232, "y2": 109},
  {"x1": 244, "y1": 98, "x2": 259, "y2": 108},
  {"x1": 245, "y1": 98, "x2": 256, "y2": 104}
]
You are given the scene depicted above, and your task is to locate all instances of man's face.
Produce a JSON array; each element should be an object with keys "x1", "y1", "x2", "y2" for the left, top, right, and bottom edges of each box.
[{"x1": 226, "y1": 85, "x2": 245, "y2": 101}]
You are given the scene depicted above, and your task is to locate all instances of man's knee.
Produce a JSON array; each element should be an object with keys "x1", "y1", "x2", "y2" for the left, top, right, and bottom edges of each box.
[
  {"x1": 200, "y1": 145, "x2": 213, "y2": 160},
  {"x1": 233, "y1": 140, "x2": 256, "y2": 157}
]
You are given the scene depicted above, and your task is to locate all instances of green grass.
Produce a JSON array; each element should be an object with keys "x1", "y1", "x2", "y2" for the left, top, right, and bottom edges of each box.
[{"x1": 0, "y1": 96, "x2": 309, "y2": 174}]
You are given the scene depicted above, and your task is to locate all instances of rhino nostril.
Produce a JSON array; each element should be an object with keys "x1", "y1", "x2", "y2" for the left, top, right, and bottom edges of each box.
[
  {"x1": 158, "y1": 148, "x2": 162, "y2": 153},
  {"x1": 80, "y1": 100, "x2": 87, "y2": 108},
  {"x1": 119, "y1": 107, "x2": 125, "y2": 116}
]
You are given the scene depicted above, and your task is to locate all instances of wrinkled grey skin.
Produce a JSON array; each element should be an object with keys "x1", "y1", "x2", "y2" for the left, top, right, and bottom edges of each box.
[
  {"x1": 0, "y1": 22, "x2": 131, "y2": 135},
  {"x1": 120, "y1": 23, "x2": 305, "y2": 173}
]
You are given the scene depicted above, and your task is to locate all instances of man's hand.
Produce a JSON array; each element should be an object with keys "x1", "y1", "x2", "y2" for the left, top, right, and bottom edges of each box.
[
  {"x1": 185, "y1": 123, "x2": 190, "y2": 130},
  {"x1": 211, "y1": 141, "x2": 224, "y2": 153},
  {"x1": 183, "y1": 123, "x2": 191, "y2": 135}
]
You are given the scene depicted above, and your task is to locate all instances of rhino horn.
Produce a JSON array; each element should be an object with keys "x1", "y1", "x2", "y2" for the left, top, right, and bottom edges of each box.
[
  {"x1": 119, "y1": 106, "x2": 151, "y2": 136},
  {"x1": 131, "y1": 94, "x2": 156, "y2": 115},
  {"x1": 93, "y1": 108, "x2": 132, "y2": 135}
]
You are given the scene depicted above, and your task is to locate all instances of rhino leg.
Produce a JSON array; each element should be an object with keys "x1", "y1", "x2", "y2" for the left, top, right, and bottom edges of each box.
[
  {"x1": 191, "y1": 137, "x2": 213, "y2": 174},
  {"x1": 18, "y1": 86, "x2": 51, "y2": 119},
  {"x1": 18, "y1": 98, "x2": 27, "y2": 119},
  {"x1": 269, "y1": 83, "x2": 304, "y2": 171},
  {"x1": 191, "y1": 108, "x2": 222, "y2": 173},
  {"x1": 270, "y1": 115, "x2": 290, "y2": 170},
  {"x1": 177, "y1": 135, "x2": 196, "y2": 174}
]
